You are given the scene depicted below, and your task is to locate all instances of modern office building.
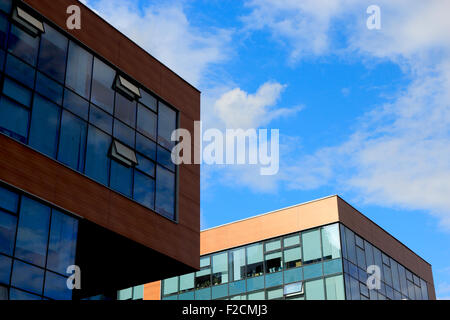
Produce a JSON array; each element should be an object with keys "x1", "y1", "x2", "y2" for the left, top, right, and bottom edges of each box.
[
  {"x1": 0, "y1": 0, "x2": 200, "y2": 300},
  {"x1": 141, "y1": 196, "x2": 435, "y2": 300}
]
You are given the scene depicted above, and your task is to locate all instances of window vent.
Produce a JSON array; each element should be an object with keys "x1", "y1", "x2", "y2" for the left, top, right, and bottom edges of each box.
[
  {"x1": 283, "y1": 281, "x2": 304, "y2": 297},
  {"x1": 114, "y1": 75, "x2": 141, "y2": 100},
  {"x1": 12, "y1": 6, "x2": 45, "y2": 37},
  {"x1": 110, "y1": 140, "x2": 138, "y2": 167}
]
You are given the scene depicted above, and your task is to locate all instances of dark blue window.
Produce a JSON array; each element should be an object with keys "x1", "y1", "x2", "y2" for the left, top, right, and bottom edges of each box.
[
  {"x1": 11, "y1": 260, "x2": 44, "y2": 295},
  {"x1": 5, "y1": 53, "x2": 35, "y2": 88},
  {"x1": 0, "y1": 185, "x2": 18, "y2": 213},
  {"x1": 137, "y1": 103, "x2": 157, "y2": 140},
  {"x1": 91, "y1": 57, "x2": 115, "y2": 114},
  {"x1": 15, "y1": 197, "x2": 51, "y2": 267},
  {"x1": 47, "y1": 210, "x2": 78, "y2": 275},
  {"x1": 63, "y1": 89, "x2": 89, "y2": 120},
  {"x1": 136, "y1": 153, "x2": 155, "y2": 177},
  {"x1": 158, "y1": 102, "x2": 177, "y2": 149},
  {"x1": 8, "y1": 24, "x2": 39, "y2": 66},
  {"x1": 2, "y1": 77, "x2": 32, "y2": 107},
  {"x1": 139, "y1": 90, "x2": 157, "y2": 112},
  {"x1": 113, "y1": 119, "x2": 135, "y2": 147},
  {"x1": 157, "y1": 145, "x2": 175, "y2": 171},
  {"x1": 0, "y1": 12, "x2": 8, "y2": 49},
  {"x1": 136, "y1": 133, "x2": 156, "y2": 160},
  {"x1": 35, "y1": 72, "x2": 63, "y2": 105},
  {"x1": 85, "y1": 125, "x2": 111, "y2": 185},
  {"x1": 9, "y1": 288, "x2": 41, "y2": 300},
  {"x1": 44, "y1": 271, "x2": 72, "y2": 300},
  {"x1": 38, "y1": 23, "x2": 67, "y2": 83},
  {"x1": 57, "y1": 110, "x2": 87, "y2": 172},
  {"x1": 133, "y1": 170, "x2": 155, "y2": 208},
  {"x1": 0, "y1": 209, "x2": 16, "y2": 255},
  {"x1": 89, "y1": 104, "x2": 112, "y2": 134},
  {"x1": 110, "y1": 160, "x2": 133, "y2": 197},
  {"x1": 0, "y1": 254, "x2": 11, "y2": 285},
  {"x1": 115, "y1": 93, "x2": 136, "y2": 127},
  {"x1": 155, "y1": 165, "x2": 175, "y2": 219},
  {"x1": 0, "y1": 96, "x2": 29, "y2": 143},
  {"x1": 66, "y1": 41, "x2": 92, "y2": 99},
  {"x1": 0, "y1": 0, "x2": 11, "y2": 14},
  {"x1": 0, "y1": 48, "x2": 5, "y2": 71},
  {"x1": 29, "y1": 95, "x2": 61, "y2": 158}
]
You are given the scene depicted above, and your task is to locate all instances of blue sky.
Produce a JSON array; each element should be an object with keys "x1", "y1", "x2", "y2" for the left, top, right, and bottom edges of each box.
[{"x1": 81, "y1": 0, "x2": 450, "y2": 299}]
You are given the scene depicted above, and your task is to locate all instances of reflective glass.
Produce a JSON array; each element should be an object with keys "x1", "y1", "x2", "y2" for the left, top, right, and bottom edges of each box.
[
  {"x1": 246, "y1": 243, "x2": 263, "y2": 278},
  {"x1": 35, "y1": 72, "x2": 63, "y2": 105},
  {"x1": 133, "y1": 170, "x2": 155, "y2": 209},
  {"x1": 91, "y1": 57, "x2": 115, "y2": 114},
  {"x1": 323, "y1": 259, "x2": 342, "y2": 275},
  {"x1": 229, "y1": 248, "x2": 246, "y2": 282},
  {"x1": 29, "y1": 95, "x2": 61, "y2": 157},
  {"x1": 8, "y1": 24, "x2": 39, "y2": 65},
  {"x1": 302, "y1": 229, "x2": 322, "y2": 264},
  {"x1": 115, "y1": 93, "x2": 136, "y2": 127},
  {"x1": 195, "y1": 288, "x2": 211, "y2": 300},
  {"x1": 89, "y1": 104, "x2": 112, "y2": 134},
  {"x1": 57, "y1": 110, "x2": 87, "y2": 172},
  {"x1": 0, "y1": 185, "x2": 18, "y2": 213},
  {"x1": 15, "y1": 197, "x2": 50, "y2": 267},
  {"x1": 163, "y1": 277, "x2": 178, "y2": 295},
  {"x1": 179, "y1": 273, "x2": 194, "y2": 292},
  {"x1": 267, "y1": 287, "x2": 283, "y2": 300},
  {"x1": 11, "y1": 260, "x2": 44, "y2": 295},
  {"x1": 356, "y1": 247, "x2": 366, "y2": 269},
  {"x1": 0, "y1": 0, "x2": 11, "y2": 14},
  {"x1": 265, "y1": 251, "x2": 282, "y2": 273},
  {"x1": 139, "y1": 90, "x2": 157, "y2": 112},
  {"x1": 303, "y1": 263, "x2": 323, "y2": 280},
  {"x1": 3, "y1": 77, "x2": 32, "y2": 107},
  {"x1": 63, "y1": 89, "x2": 89, "y2": 120},
  {"x1": 0, "y1": 209, "x2": 16, "y2": 255},
  {"x1": 113, "y1": 119, "x2": 135, "y2": 148},
  {"x1": 284, "y1": 247, "x2": 301, "y2": 269},
  {"x1": 0, "y1": 96, "x2": 29, "y2": 142},
  {"x1": 212, "y1": 252, "x2": 228, "y2": 285},
  {"x1": 66, "y1": 41, "x2": 92, "y2": 99},
  {"x1": 38, "y1": 23, "x2": 68, "y2": 83},
  {"x1": 305, "y1": 278, "x2": 325, "y2": 300},
  {"x1": 283, "y1": 234, "x2": 300, "y2": 247},
  {"x1": 178, "y1": 291, "x2": 194, "y2": 300},
  {"x1": 137, "y1": 104, "x2": 157, "y2": 140},
  {"x1": 157, "y1": 145, "x2": 175, "y2": 171},
  {"x1": 158, "y1": 102, "x2": 176, "y2": 149},
  {"x1": 247, "y1": 291, "x2": 264, "y2": 300},
  {"x1": 344, "y1": 227, "x2": 357, "y2": 265},
  {"x1": 9, "y1": 288, "x2": 41, "y2": 300},
  {"x1": 0, "y1": 254, "x2": 11, "y2": 285},
  {"x1": 0, "y1": 14, "x2": 7, "y2": 49},
  {"x1": 284, "y1": 266, "x2": 304, "y2": 284},
  {"x1": 85, "y1": 125, "x2": 111, "y2": 185},
  {"x1": 195, "y1": 268, "x2": 211, "y2": 289},
  {"x1": 136, "y1": 133, "x2": 156, "y2": 160},
  {"x1": 136, "y1": 153, "x2": 155, "y2": 177},
  {"x1": 229, "y1": 280, "x2": 245, "y2": 296},
  {"x1": 265, "y1": 271, "x2": 282, "y2": 287},
  {"x1": 246, "y1": 275, "x2": 264, "y2": 292},
  {"x1": 325, "y1": 275, "x2": 345, "y2": 300},
  {"x1": 212, "y1": 284, "x2": 228, "y2": 299},
  {"x1": 44, "y1": 271, "x2": 71, "y2": 300},
  {"x1": 5, "y1": 53, "x2": 35, "y2": 88},
  {"x1": 321, "y1": 224, "x2": 341, "y2": 260},
  {"x1": 110, "y1": 160, "x2": 133, "y2": 197},
  {"x1": 155, "y1": 165, "x2": 175, "y2": 219}
]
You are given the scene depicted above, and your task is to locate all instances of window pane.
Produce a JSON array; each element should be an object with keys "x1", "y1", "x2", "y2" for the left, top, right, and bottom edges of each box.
[
  {"x1": 3, "y1": 77, "x2": 32, "y2": 107},
  {"x1": 113, "y1": 120, "x2": 135, "y2": 148},
  {"x1": 11, "y1": 260, "x2": 44, "y2": 295},
  {"x1": 302, "y1": 229, "x2": 322, "y2": 264},
  {"x1": 229, "y1": 280, "x2": 245, "y2": 296},
  {"x1": 364, "y1": 240, "x2": 374, "y2": 267},
  {"x1": 157, "y1": 145, "x2": 175, "y2": 171},
  {"x1": 356, "y1": 247, "x2": 366, "y2": 269},
  {"x1": 158, "y1": 102, "x2": 176, "y2": 149},
  {"x1": 284, "y1": 281, "x2": 303, "y2": 295},
  {"x1": 110, "y1": 160, "x2": 133, "y2": 197},
  {"x1": 212, "y1": 283, "x2": 228, "y2": 299},
  {"x1": 284, "y1": 247, "x2": 302, "y2": 269},
  {"x1": 115, "y1": 93, "x2": 137, "y2": 127},
  {"x1": 305, "y1": 278, "x2": 325, "y2": 300},
  {"x1": 265, "y1": 239, "x2": 281, "y2": 252},
  {"x1": 133, "y1": 170, "x2": 155, "y2": 209},
  {"x1": 246, "y1": 275, "x2": 264, "y2": 292},
  {"x1": 155, "y1": 165, "x2": 175, "y2": 219},
  {"x1": 0, "y1": 185, "x2": 19, "y2": 213},
  {"x1": 284, "y1": 267, "x2": 303, "y2": 284},
  {"x1": 44, "y1": 271, "x2": 71, "y2": 300},
  {"x1": 265, "y1": 251, "x2": 282, "y2": 273},
  {"x1": 137, "y1": 104, "x2": 156, "y2": 140},
  {"x1": 89, "y1": 104, "x2": 112, "y2": 134},
  {"x1": 179, "y1": 273, "x2": 194, "y2": 292},
  {"x1": 140, "y1": 90, "x2": 157, "y2": 112},
  {"x1": 9, "y1": 288, "x2": 41, "y2": 300},
  {"x1": 91, "y1": 57, "x2": 115, "y2": 114},
  {"x1": 0, "y1": 209, "x2": 16, "y2": 255},
  {"x1": 303, "y1": 263, "x2": 323, "y2": 280},
  {"x1": 266, "y1": 271, "x2": 283, "y2": 287},
  {"x1": 5, "y1": 53, "x2": 35, "y2": 88},
  {"x1": 344, "y1": 227, "x2": 357, "y2": 265},
  {"x1": 229, "y1": 248, "x2": 246, "y2": 282},
  {"x1": 325, "y1": 275, "x2": 345, "y2": 300},
  {"x1": 212, "y1": 252, "x2": 228, "y2": 285},
  {"x1": 29, "y1": 95, "x2": 61, "y2": 158},
  {"x1": 321, "y1": 224, "x2": 341, "y2": 260},
  {"x1": 57, "y1": 110, "x2": 87, "y2": 172},
  {"x1": 0, "y1": 254, "x2": 12, "y2": 285},
  {"x1": 163, "y1": 277, "x2": 178, "y2": 295},
  {"x1": 0, "y1": 14, "x2": 7, "y2": 49},
  {"x1": 246, "y1": 243, "x2": 264, "y2": 278},
  {"x1": 66, "y1": 41, "x2": 92, "y2": 99},
  {"x1": 136, "y1": 133, "x2": 156, "y2": 160},
  {"x1": 267, "y1": 287, "x2": 283, "y2": 300},
  {"x1": 323, "y1": 259, "x2": 342, "y2": 275},
  {"x1": 247, "y1": 291, "x2": 264, "y2": 300},
  {"x1": 85, "y1": 125, "x2": 111, "y2": 185},
  {"x1": 8, "y1": 24, "x2": 39, "y2": 65},
  {"x1": 35, "y1": 72, "x2": 63, "y2": 105},
  {"x1": 0, "y1": 96, "x2": 29, "y2": 142},
  {"x1": 15, "y1": 197, "x2": 50, "y2": 267},
  {"x1": 195, "y1": 268, "x2": 211, "y2": 289},
  {"x1": 63, "y1": 89, "x2": 89, "y2": 120},
  {"x1": 136, "y1": 153, "x2": 155, "y2": 177},
  {"x1": 38, "y1": 23, "x2": 68, "y2": 83},
  {"x1": 200, "y1": 256, "x2": 210, "y2": 268},
  {"x1": 195, "y1": 287, "x2": 211, "y2": 300},
  {"x1": 283, "y1": 234, "x2": 300, "y2": 247},
  {"x1": 47, "y1": 210, "x2": 78, "y2": 274}
]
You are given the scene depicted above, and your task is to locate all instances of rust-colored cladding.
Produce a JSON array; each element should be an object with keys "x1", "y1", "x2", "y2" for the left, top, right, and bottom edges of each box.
[{"x1": 0, "y1": 0, "x2": 201, "y2": 270}]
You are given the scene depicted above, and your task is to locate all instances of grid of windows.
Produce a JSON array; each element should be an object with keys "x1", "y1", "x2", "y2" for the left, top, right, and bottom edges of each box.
[
  {"x1": 0, "y1": 2, "x2": 178, "y2": 221},
  {"x1": 340, "y1": 224, "x2": 430, "y2": 300},
  {"x1": 117, "y1": 285, "x2": 144, "y2": 300},
  {"x1": 159, "y1": 223, "x2": 345, "y2": 300},
  {"x1": 0, "y1": 183, "x2": 78, "y2": 300}
]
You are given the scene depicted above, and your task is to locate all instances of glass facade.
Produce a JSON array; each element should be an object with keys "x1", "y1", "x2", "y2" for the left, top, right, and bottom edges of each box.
[
  {"x1": 0, "y1": 2, "x2": 178, "y2": 221},
  {"x1": 0, "y1": 183, "x2": 78, "y2": 300}
]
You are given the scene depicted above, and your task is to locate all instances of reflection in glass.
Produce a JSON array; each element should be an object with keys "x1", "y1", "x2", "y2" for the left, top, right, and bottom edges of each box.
[
  {"x1": 38, "y1": 23, "x2": 68, "y2": 83},
  {"x1": 158, "y1": 102, "x2": 176, "y2": 149},
  {"x1": 305, "y1": 278, "x2": 325, "y2": 300},
  {"x1": 115, "y1": 93, "x2": 136, "y2": 127},
  {"x1": 35, "y1": 72, "x2": 63, "y2": 105},
  {"x1": 8, "y1": 25, "x2": 39, "y2": 65},
  {"x1": 0, "y1": 185, "x2": 19, "y2": 213},
  {"x1": 110, "y1": 160, "x2": 133, "y2": 197},
  {"x1": 284, "y1": 247, "x2": 302, "y2": 269},
  {"x1": 229, "y1": 248, "x2": 246, "y2": 282},
  {"x1": 91, "y1": 57, "x2": 115, "y2": 114},
  {"x1": 85, "y1": 125, "x2": 111, "y2": 185},
  {"x1": 0, "y1": 209, "x2": 16, "y2": 255},
  {"x1": 137, "y1": 104, "x2": 156, "y2": 140},
  {"x1": 113, "y1": 119, "x2": 135, "y2": 148},
  {"x1": 321, "y1": 224, "x2": 341, "y2": 260},
  {"x1": 246, "y1": 243, "x2": 263, "y2": 278},
  {"x1": 57, "y1": 110, "x2": 87, "y2": 172},
  {"x1": 133, "y1": 170, "x2": 155, "y2": 209},
  {"x1": 212, "y1": 252, "x2": 228, "y2": 285},
  {"x1": 11, "y1": 260, "x2": 44, "y2": 295},
  {"x1": 136, "y1": 133, "x2": 156, "y2": 160},
  {"x1": 155, "y1": 165, "x2": 175, "y2": 219},
  {"x1": 89, "y1": 104, "x2": 112, "y2": 134},
  {"x1": 302, "y1": 229, "x2": 322, "y2": 264},
  {"x1": 66, "y1": 41, "x2": 92, "y2": 99},
  {"x1": 44, "y1": 271, "x2": 72, "y2": 300},
  {"x1": 0, "y1": 96, "x2": 29, "y2": 142},
  {"x1": 5, "y1": 54, "x2": 35, "y2": 88}
]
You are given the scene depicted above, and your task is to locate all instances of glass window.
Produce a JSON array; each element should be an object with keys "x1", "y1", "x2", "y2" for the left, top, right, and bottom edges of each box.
[
  {"x1": 3, "y1": 77, "x2": 32, "y2": 107},
  {"x1": 229, "y1": 280, "x2": 246, "y2": 296},
  {"x1": 9, "y1": 288, "x2": 41, "y2": 300},
  {"x1": 246, "y1": 275, "x2": 264, "y2": 292},
  {"x1": 356, "y1": 247, "x2": 366, "y2": 269},
  {"x1": 137, "y1": 104, "x2": 157, "y2": 140},
  {"x1": 305, "y1": 278, "x2": 325, "y2": 300},
  {"x1": 265, "y1": 251, "x2": 282, "y2": 273},
  {"x1": 91, "y1": 57, "x2": 115, "y2": 114},
  {"x1": 113, "y1": 120, "x2": 135, "y2": 148},
  {"x1": 372, "y1": 246, "x2": 383, "y2": 282},
  {"x1": 344, "y1": 227, "x2": 357, "y2": 265},
  {"x1": 47, "y1": 210, "x2": 78, "y2": 275},
  {"x1": 302, "y1": 229, "x2": 322, "y2": 264},
  {"x1": 139, "y1": 90, "x2": 157, "y2": 112},
  {"x1": 348, "y1": 275, "x2": 360, "y2": 300},
  {"x1": 323, "y1": 259, "x2": 342, "y2": 275},
  {"x1": 321, "y1": 224, "x2": 341, "y2": 260},
  {"x1": 284, "y1": 267, "x2": 303, "y2": 284},
  {"x1": 195, "y1": 268, "x2": 211, "y2": 289},
  {"x1": 89, "y1": 104, "x2": 112, "y2": 134},
  {"x1": 0, "y1": 0, "x2": 11, "y2": 14},
  {"x1": 178, "y1": 291, "x2": 194, "y2": 300},
  {"x1": 212, "y1": 253, "x2": 228, "y2": 285},
  {"x1": 136, "y1": 133, "x2": 156, "y2": 160},
  {"x1": 212, "y1": 283, "x2": 228, "y2": 299},
  {"x1": 265, "y1": 271, "x2": 283, "y2": 287},
  {"x1": 158, "y1": 102, "x2": 176, "y2": 149},
  {"x1": 133, "y1": 170, "x2": 155, "y2": 209},
  {"x1": 284, "y1": 247, "x2": 302, "y2": 269},
  {"x1": 382, "y1": 253, "x2": 390, "y2": 266},
  {"x1": 0, "y1": 14, "x2": 7, "y2": 49},
  {"x1": 284, "y1": 281, "x2": 303, "y2": 296},
  {"x1": 44, "y1": 271, "x2": 71, "y2": 300},
  {"x1": 420, "y1": 279, "x2": 428, "y2": 300},
  {"x1": 364, "y1": 240, "x2": 374, "y2": 267},
  {"x1": 38, "y1": 23, "x2": 68, "y2": 83},
  {"x1": 110, "y1": 160, "x2": 133, "y2": 197},
  {"x1": 29, "y1": 95, "x2": 61, "y2": 158},
  {"x1": 15, "y1": 197, "x2": 50, "y2": 267},
  {"x1": 247, "y1": 291, "x2": 264, "y2": 300},
  {"x1": 246, "y1": 243, "x2": 264, "y2": 278},
  {"x1": 383, "y1": 264, "x2": 393, "y2": 287},
  {"x1": 11, "y1": 260, "x2": 44, "y2": 295},
  {"x1": 136, "y1": 153, "x2": 155, "y2": 177},
  {"x1": 267, "y1": 287, "x2": 283, "y2": 300},
  {"x1": 0, "y1": 96, "x2": 29, "y2": 142},
  {"x1": 63, "y1": 89, "x2": 89, "y2": 120},
  {"x1": 0, "y1": 254, "x2": 12, "y2": 285},
  {"x1": 163, "y1": 277, "x2": 178, "y2": 295},
  {"x1": 195, "y1": 287, "x2": 211, "y2": 300},
  {"x1": 179, "y1": 273, "x2": 194, "y2": 292},
  {"x1": 157, "y1": 145, "x2": 175, "y2": 171},
  {"x1": 35, "y1": 72, "x2": 63, "y2": 105},
  {"x1": 200, "y1": 256, "x2": 210, "y2": 268},
  {"x1": 117, "y1": 288, "x2": 132, "y2": 300},
  {"x1": 115, "y1": 93, "x2": 137, "y2": 127},
  {"x1": 57, "y1": 110, "x2": 87, "y2": 172},
  {"x1": 66, "y1": 41, "x2": 92, "y2": 99},
  {"x1": 8, "y1": 24, "x2": 39, "y2": 65},
  {"x1": 325, "y1": 275, "x2": 345, "y2": 300},
  {"x1": 229, "y1": 248, "x2": 246, "y2": 282},
  {"x1": 0, "y1": 185, "x2": 19, "y2": 213},
  {"x1": 155, "y1": 165, "x2": 175, "y2": 220},
  {"x1": 303, "y1": 262, "x2": 323, "y2": 280},
  {"x1": 85, "y1": 125, "x2": 111, "y2": 185},
  {"x1": 390, "y1": 259, "x2": 401, "y2": 292},
  {"x1": 265, "y1": 239, "x2": 281, "y2": 252},
  {"x1": 0, "y1": 209, "x2": 16, "y2": 255},
  {"x1": 5, "y1": 53, "x2": 35, "y2": 88},
  {"x1": 283, "y1": 234, "x2": 300, "y2": 247}
]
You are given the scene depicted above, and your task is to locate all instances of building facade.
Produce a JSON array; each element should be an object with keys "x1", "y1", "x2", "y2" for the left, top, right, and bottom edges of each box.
[
  {"x1": 142, "y1": 196, "x2": 435, "y2": 300},
  {"x1": 0, "y1": 0, "x2": 200, "y2": 300}
]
